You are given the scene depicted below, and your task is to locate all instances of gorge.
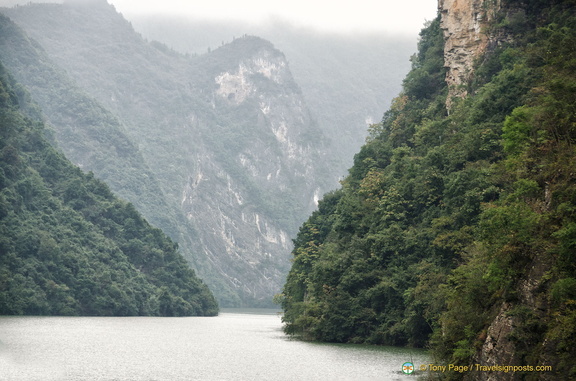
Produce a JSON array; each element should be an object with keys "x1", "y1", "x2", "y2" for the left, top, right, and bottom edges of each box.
[{"x1": 1, "y1": 0, "x2": 574, "y2": 379}]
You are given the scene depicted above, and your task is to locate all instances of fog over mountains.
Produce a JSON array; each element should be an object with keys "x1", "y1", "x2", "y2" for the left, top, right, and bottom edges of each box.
[
  {"x1": 128, "y1": 15, "x2": 416, "y2": 173},
  {"x1": 0, "y1": 0, "x2": 413, "y2": 306}
]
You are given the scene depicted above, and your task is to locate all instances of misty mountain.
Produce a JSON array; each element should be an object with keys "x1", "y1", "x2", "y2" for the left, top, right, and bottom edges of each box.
[
  {"x1": 0, "y1": 1, "x2": 332, "y2": 306},
  {"x1": 125, "y1": 15, "x2": 416, "y2": 178}
]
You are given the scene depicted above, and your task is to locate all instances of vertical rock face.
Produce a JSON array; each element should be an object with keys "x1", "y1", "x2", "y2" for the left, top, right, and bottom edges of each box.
[
  {"x1": 180, "y1": 40, "x2": 325, "y2": 305},
  {"x1": 439, "y1": 0, "x2": 500, "y2": 109},
  {"x1": 465, "y1": 253, "x2": 552, "y2": 381},
  {"x1": 439, "y1": 2, "x2": 540, "y2": 377},
  {"x1": 472, "y1": 303, "x2": 518, "y2": 381}
]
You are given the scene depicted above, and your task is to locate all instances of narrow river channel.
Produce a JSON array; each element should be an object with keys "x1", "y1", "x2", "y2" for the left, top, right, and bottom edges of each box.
[{"x1": 0, "y1": 309, "x2": 429, "y2": 380}]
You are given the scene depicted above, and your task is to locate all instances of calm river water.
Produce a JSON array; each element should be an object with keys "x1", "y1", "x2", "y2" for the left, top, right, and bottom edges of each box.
[{"x1": 0, "y1": 309, "x2": 429, "y2": 380}]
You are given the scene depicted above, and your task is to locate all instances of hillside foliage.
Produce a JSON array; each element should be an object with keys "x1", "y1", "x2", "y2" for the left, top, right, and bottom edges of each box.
[
  {"x1": 280, "y1": 0, "x2": 576, "y2": 376},
  {"x1": 0, "y1": 64, "x2": 218, "y2": 316},
  {"x1": 1, "y1": 4, "x2": 330, "y2": 307}
]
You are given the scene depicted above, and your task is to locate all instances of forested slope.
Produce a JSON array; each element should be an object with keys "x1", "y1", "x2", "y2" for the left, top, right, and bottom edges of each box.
[
  {"x1": 280, "y1": 0, "x2": 575, "y2": 378},
  {"x1": 0, "y1": 11, "x2": 236, "y2": 305},
  {"x1": 0, "y1": 63, "x2": 218, "y2": 316},
  {"x1": 2, "y1": 1, "x2": 331, "y2": 307}
]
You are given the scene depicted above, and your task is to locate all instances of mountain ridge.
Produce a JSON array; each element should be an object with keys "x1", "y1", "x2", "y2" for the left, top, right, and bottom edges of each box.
[
  {"x1": 127, "y1": 14, "x2": 416, "y2": 180},
  {"x1": 0, "y1": 60, "x2": 218, "y2": 316},
  {"x1": 1, "y1": 1, "x2": 332, "y2": 306}
]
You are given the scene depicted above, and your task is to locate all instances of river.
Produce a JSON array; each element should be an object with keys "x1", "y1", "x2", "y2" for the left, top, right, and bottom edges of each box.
[{"x1": 0, "y1": 309, "x2": 429, "y2": 380}]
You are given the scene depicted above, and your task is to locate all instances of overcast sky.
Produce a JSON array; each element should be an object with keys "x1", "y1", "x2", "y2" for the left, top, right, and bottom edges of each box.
[
  {"x1": 0, "y1": 0, "x2": 438, "y2": 35},
  {"x1": 115, "y1": 0, "x2": 438, "y2": 35}
]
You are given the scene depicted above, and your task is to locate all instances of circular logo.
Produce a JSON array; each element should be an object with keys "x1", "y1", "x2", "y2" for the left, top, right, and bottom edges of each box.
[{"x1": 402, "y1": 362, "x2": 415, "y2": 375}]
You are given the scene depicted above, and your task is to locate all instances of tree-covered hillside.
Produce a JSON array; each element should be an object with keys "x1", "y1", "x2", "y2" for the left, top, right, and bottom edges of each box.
[
  {"x1": 280, "y1": 0, "x2": 575, "y2": 377},
  {"x1": 0, "y1": 63, "x2": 218, "y2": 316},
  {"x1": 1, "y1": 1, "x2": 332, "y2": 307},
  {"x1": 0, "y1": 11, "x2": 235, "y2": 305}
]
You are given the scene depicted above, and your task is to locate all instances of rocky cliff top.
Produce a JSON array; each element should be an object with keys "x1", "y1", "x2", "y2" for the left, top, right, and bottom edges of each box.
[{"x1": 439, "y1": 0, "x2": 501, "y2": 109}]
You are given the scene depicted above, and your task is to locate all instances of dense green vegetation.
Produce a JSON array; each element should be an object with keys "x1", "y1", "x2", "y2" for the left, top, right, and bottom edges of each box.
[
  {"x1": 1, "y1": 3, "x2": 330, "y2": 307},
  {"x1": 280, "y1": 0, "x2": 576, "y2": 376},
  {"x1": 0, "y1": 63, "x2": 218, "y2": 316},
  {"x1": 0, "y1": 11, "x2": 239, "y2": 306}
]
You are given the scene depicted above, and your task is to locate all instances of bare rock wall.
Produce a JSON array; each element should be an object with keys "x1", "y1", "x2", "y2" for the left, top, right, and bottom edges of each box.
[{"x1": 438, "y1": 0, "x2": 501, "y2": 109}]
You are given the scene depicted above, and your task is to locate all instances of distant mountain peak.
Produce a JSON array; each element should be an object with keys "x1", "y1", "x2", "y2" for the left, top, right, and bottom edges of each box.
[
  {"x1": 210, "y1": 35, "x2": 283, "y2": 63},
  {"x1": 63, "y1": 0, "x2": 111, "y2": 7}
]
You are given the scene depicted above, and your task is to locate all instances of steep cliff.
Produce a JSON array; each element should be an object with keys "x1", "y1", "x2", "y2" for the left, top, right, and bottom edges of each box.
[
  {"x1": 180, "y1": 37, "x2": 326, "y2": 303},
  {"x1": 1, "y1": 1, "x2": 331, "y2": 306},
  {"x1": 438, "y1": 1, "x2": 576, "y2": 379},
  {"x1": 439, "y1": 0, "x2": 501, "y2": 108},
  {"x1": 123, "y1": 15, "x2": 416, "y2": 184},
  {"x1": 280, "y1": 0, "x2": 575, "y2": 379}
]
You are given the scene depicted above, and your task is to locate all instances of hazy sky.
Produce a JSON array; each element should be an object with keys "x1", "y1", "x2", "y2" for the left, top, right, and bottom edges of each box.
[
  {"x1": 112, "y1": 0, "x2": 438, "y2": 34},
  {"x1": 0, "y1": 0, "x2": 438, "y2": 35}
]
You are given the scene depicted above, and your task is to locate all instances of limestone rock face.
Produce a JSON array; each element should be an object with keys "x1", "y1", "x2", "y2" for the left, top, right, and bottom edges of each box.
[
  {"x1": 469, "y1": 303, "x2": 518, "y2": 381},
  {"x1": 466, "y1": 252, "x2": 552, "y2": 380},
  {"x1": 438, "y1": 0, "x2": 500, "y2": 109}
]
